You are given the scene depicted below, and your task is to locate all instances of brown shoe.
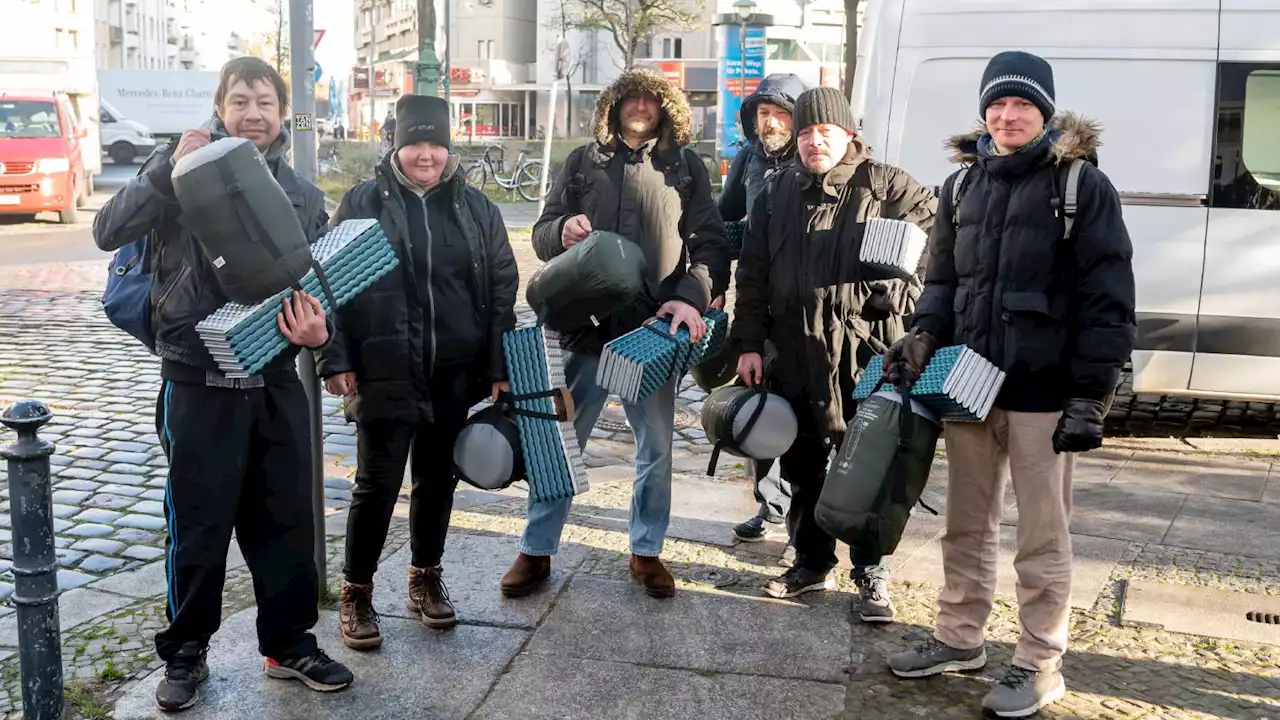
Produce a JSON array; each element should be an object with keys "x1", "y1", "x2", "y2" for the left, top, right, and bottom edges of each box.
[
  {"x1": 500, "y1": 553, "x2": 551, "y2": 598},
  {"x1": 407, "y1": 565, "x2": 457, "y2": 629},
  {"x1": 338, "y1": 581, "x2": 382, "y2": 650},
  {"x1": 629, "y1": 555, "x2": 676, "y2": 599}
]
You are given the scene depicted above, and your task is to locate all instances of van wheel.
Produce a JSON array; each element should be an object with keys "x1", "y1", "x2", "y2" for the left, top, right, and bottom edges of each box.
[
  {"x1": 110, "y1": 142, "x2": 136, "y2": 165},
  {"x1": 76, "y1": 173, "x2": 88, "y2": 208},
  {"x1": 1105, "y1": 360, "x2": 1280, "y2": 438}
]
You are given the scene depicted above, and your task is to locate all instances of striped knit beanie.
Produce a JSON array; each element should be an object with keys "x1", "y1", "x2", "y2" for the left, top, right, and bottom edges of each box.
[{"x1": 979, "y1": 51, "x2": 1056, "y2": 121}]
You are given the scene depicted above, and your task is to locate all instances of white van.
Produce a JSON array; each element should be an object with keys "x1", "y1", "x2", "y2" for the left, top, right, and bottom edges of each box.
[
  {"x1": 852, "y1": 0, "x2": 1280, "y2": 435},
  {"x1": 99, "y1": 99, "x2": 155, "y2": 165}
]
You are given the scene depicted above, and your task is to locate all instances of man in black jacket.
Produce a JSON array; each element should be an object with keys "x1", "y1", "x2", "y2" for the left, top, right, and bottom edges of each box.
[
  {"x1": 318, "y1": 95, "x2": 518, "y2": 650},
  {"x1": 883, "y1": 52, "x2": 1136, "y2": 718},
  {"x1": 717, "y1": 73, "x2": 808, "y2": 552},
  {"x1": 92, "y1": 57, "x2": 353, "y2": 711},
  {"x1": 501, "y1": 68, "x2": 729, "y2": 600},
  {"x1": 731, "y1": 87, "x2": 936, "y2": 618}
]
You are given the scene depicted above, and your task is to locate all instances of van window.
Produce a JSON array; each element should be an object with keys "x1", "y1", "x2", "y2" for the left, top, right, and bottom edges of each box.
[
  {"x1": 0, "y1": 100, "x2": 62, "y2": 138},
  {"x1": 101, "y1": 106, "x2": 116, "y2": 123},
  {"x1": 1210, "y1": 63, "x2": 1280, "y2": 211}
]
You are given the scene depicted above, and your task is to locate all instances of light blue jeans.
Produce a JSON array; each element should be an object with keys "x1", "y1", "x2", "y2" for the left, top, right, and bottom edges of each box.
[{"x1": 519, "y1": 351, "x2": 676, "y2": 557}]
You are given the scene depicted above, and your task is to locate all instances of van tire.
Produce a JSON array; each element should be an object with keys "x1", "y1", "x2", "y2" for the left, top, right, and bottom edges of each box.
[
  {"x1": 110, "y1": 142, "x2": 137, "y2": 165},
  {"x1": 1106, "y1": 360, "x2": 1280, "y2": 438},
  {"x1": 57, "y1": 207, "x2": 77, "y2": 224}
]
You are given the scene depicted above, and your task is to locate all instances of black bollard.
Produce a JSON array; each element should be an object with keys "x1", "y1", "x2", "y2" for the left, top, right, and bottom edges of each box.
[{"x1": 1, "y1": 400, "x2": 63, "y2": 720}]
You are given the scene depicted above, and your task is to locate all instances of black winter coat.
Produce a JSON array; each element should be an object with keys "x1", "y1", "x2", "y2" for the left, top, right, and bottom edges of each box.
[
  {"x1": 717, "y1": 73, "x2": 809, "y2": 221},
  {"x1": 912, "y1": 113, "x2": 1137, "y2": 413},
  {"x1": 93, "y1": 118, "x2": 329, "y2": 383},
  {"x1": 732, "y1": 143, "x2": 937, "y2": 438},
  {"x1": 317, "y1": 154, "x2": 519, "y2": 423}
]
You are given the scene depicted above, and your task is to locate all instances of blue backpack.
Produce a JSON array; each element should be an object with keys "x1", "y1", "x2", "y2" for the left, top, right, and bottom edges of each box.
[{"x1": 102, "y1": 228, "x2": 157, "y2": 351}]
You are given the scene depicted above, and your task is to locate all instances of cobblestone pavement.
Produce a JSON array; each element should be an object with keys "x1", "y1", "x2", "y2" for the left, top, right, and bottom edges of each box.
[{"x1": 2, "y1": 234, "x2": 1279, "y2": 718}]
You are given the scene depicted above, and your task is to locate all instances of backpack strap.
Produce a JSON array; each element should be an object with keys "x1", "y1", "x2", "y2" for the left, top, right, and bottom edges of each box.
[
  {"x1": 950, "y1": 166, "x2": 971, "y2": 230},
  {"x1": 1060, "y1": 157, "x2": 1087, "y2": 240}
]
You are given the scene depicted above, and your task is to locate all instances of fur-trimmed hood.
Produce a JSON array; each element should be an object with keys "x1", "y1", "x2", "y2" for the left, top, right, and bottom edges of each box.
[
  {"x1": 592, "y1": 67, "x2": 694, "y2": 149},
  {"x1": 945, "y1": 111, "x2": 1101, "y2": 164}
]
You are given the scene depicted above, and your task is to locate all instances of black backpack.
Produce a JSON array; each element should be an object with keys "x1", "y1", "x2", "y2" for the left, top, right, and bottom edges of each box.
[{"x1": 950, "y1": 157, "x2": 1089, "y2": 239}]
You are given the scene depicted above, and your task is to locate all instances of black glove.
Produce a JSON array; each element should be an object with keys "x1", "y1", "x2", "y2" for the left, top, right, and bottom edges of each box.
[
  {"x1": 883, "y1": 328, "x2": 939, "y2": 388},
  {"x1": 1052, "y1": 398, "x2": 1106, "y2": 454}
]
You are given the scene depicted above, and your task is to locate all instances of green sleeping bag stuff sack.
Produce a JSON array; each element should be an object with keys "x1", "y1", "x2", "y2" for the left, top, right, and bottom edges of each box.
[
  {"x1": 815, "y1": 384, "x2": 942, "y2": 557},
  {"x1": 526, "y1": 230, "x2": 647, "y2": 333},
  {"x1": 171, "y1": 136, "x2": 315, "y2": 305}
]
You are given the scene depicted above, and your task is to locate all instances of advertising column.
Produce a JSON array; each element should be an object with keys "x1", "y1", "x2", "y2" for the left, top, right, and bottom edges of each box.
[{"x1": 718, "y1": 23, "x2": 766, "y2": 160}]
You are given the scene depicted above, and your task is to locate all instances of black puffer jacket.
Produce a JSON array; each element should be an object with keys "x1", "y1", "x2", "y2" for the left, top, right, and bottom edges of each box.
[
  {"x1": 911, "y1": 113, "x2": 1136, "y2": 413},
  {"x1": 732, "y1": 140, "x2": 937, "y2": 438},
  {"x1": 316, "y1": 153, "x2": 518, "y2": 422},
  {"x1": 93, "y1": 117, "x2": 328, "y2": 383},
  {"x1": 532, "y1": 68, "x2": 729, "y2": 354}
]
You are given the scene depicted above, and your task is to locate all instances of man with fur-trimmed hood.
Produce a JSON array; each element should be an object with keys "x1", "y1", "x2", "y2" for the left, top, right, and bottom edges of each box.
[
  {"x1": 883, "y1": 51, "x2": 1135, "y2": 718},
  {"x1": 503, "y1": 68, "x2": 729, "y2": 600}
]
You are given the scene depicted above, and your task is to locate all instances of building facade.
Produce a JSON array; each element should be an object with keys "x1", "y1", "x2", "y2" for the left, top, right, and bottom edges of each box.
[{"x1": 94, "y1": 0, "x2": 178, "y2": 70}]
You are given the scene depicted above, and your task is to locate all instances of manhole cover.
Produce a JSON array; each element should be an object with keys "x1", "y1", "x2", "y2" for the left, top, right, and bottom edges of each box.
[
  {"x1": 594, "y1": 418, "x2": 631, "y2": 433},
  {"x1": 674, "y1": 409, "x2": 701, "y2": 428},
  {"x1": 685, "y1": 567, "x2": 738, "y2": 588}
]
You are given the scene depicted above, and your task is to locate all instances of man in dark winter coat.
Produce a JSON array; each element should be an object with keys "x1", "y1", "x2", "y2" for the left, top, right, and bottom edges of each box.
[
  {"x1": 318, "y1": 95, "x2": 518, "y2": 649},
  {"x1": 884, "y1": 52, "x2": 1136, "y2": 719},
  {"x1": 92, "y1": 56, "x2": 353, "y2": 711},
  {"x1": 503, "y1": 68, "x2": 729, "y2": 600},
  {"x1": 716, "y1": 73, "x2": 808, "y2": 552},
  {"x1": 731, "y1": 87, "x2": 936, "y2": 619}
]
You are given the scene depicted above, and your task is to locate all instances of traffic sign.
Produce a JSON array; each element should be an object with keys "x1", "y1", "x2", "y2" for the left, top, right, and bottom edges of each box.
[
  {"x1": 314, "y1": 61, "x2": 323, "y2": 82},
  {"x1": 313, "y1": 29, "x2": 325, "y2": 51}
]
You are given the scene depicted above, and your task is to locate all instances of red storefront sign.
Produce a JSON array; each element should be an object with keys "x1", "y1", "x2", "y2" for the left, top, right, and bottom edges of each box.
[{"x1": 656, "y1": 61, "x2": 684, "y2": 89}]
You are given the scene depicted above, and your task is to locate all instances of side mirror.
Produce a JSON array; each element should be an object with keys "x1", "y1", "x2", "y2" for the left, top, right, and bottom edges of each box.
[{"x1": 76, "y1": 126, "x2": 88, "y2": 139}]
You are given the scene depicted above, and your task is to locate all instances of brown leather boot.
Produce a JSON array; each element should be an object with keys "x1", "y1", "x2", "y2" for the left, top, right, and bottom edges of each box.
[
  {"x1": 338, "y1": 581, "x2": 382, "y2": 650},
  {"x1": 500, "y1": 553, "x2": 551, "y2": 598},
  {"x1": 407, "y1": 566, "x2": 457, "y2": 629},
  {"x1": 630, "y1": 555, "x2": 676, "y2": 599}
]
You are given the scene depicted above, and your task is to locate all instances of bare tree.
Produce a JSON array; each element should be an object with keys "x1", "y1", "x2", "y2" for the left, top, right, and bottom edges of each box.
[
  {"x1": 275, "y1": 0, "x2": 288, "y2": 73},
  {"x1": 568, "y1": 0, "x2": 703, "y2": 70},
  {"x1": 545, "y1": 2, "x2": 592, "y2": 138},
  {"x1": 842, "y1": 0, "x2": 860, "y2": 97}
]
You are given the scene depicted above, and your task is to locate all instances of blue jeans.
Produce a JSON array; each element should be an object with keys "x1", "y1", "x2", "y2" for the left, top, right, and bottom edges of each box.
[{"x1": 520, "y1": 352, "x2": 676, "y2": 557}]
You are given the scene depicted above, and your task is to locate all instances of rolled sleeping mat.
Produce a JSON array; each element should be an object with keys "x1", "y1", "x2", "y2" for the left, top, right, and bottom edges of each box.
[
  {"x1": 701, "y1": 384, "x2": 798, "y2": 475},
  {"x1": 172, "y1": 136, "x2": 312, "y2": 305},
  {"x1": 453, "y1": 404, "x2": 526, "y2": 491},
  {"x1": 525, "y1": 230, "x2": 647, "y2": 333},
  {"x1": 725, "y1": 219, "x2": 746, "y2": 261}
]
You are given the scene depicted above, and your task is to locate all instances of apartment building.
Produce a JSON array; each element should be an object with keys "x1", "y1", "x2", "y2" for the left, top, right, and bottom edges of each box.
[{"x1": 94, "y1": 0, "x2": 180, "y2": 70}]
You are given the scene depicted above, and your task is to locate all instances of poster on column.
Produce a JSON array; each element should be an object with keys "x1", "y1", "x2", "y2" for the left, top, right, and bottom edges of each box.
[{"x1": 718, "y1": 24, "x2": 766, "y2": 161}]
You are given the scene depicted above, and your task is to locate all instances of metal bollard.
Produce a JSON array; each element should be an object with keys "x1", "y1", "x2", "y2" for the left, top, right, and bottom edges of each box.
[{"x1": 1, "y1": 400, "x2": 63, "y2": 720}]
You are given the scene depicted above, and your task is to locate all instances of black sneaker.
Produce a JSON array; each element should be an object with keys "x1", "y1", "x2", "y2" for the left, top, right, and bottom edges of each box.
[
  {"x1": 732, "y1": 515, "x2": 772, "y2": 542},
  {"x1": 264, "y1": 649, "x2": 354, "y2": 692},
  {"x1": 155, "y1": 653, "x2": 209, "y2": 712},
  {"x1": 763, "y1": 565, "x2": 834, "y2": 599}
]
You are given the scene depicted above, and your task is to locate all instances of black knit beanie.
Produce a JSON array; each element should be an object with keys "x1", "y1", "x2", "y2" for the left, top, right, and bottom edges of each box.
[
  {"x1": 793, "y1": 87, "x2": 855, "y2": 133},
  {"x1": 394, "y1": 94, "x2": 451, "y2": 150},
  {"x1": 979, "y1": 51, "x2": 1056, "y2": 121}
]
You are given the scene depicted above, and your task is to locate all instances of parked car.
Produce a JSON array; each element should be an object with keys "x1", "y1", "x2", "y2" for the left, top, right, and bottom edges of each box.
[
  {"x1": 0, "y1": 92, "x2": 90, "y2": 224},
  {"x1": 100, "y1": 99, "x2": 155, "y2": 165}
]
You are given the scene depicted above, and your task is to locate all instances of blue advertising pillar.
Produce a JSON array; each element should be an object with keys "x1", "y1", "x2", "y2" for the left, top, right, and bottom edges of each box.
[{"x1": 718, "y1": 22, "x2": 766, "y2": 160}]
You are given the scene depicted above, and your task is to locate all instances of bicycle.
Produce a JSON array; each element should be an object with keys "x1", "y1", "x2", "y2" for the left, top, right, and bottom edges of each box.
[{"x1": 464, "y1": 145, "x2": 547, "y2": 202}]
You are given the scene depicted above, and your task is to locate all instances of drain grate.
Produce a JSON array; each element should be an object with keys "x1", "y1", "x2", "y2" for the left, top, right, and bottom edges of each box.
[
  {"x1": 1247, "y1": 611, "x2": 1279, "y2": 625},
  {"x1": 1120, "y1": 580, "x2": 1280, "y2": 645}
]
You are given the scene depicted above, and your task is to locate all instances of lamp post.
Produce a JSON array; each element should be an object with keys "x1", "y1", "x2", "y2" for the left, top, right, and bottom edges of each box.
[{"x1": 733, "y1": 0, "x2": 756, "y2": 102}]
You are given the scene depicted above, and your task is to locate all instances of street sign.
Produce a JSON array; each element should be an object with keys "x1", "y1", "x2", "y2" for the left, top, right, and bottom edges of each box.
[
  {"x1": 313, "y1": 29, "x2": 325, "y2": 51},
  {"x1": 314, "y1": 61, "x2": 323, "y2": 83},
  {"x1": 294, "y1": 113, "x2": 313, "y2": 131}
]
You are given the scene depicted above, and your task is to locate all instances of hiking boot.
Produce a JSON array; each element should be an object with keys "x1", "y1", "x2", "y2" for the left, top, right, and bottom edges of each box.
[
  {"x1": 338, "y1": 582, "x2": 381, "y2": 650},
  {"x1": 629, "y1": 554, "x2": 676, "y2": 599},
  {"x1": 500, "y1": 553, "x2": 551, "y2": 598},
  {"x1": 763, "y1": 565, "x2": 834, "y2": 599},
  {"x1": 155, "y1": 651, "x2": 209, "y2": 712},
  {"x1": 264, "y1": 649, "x2": 354, "y2": 692},
  {"x1": 853, "y1": 570, "x2": 895, "y2": 623},
  {"x1": 887, "y1": 636, "x2": 987, "y2": 678},
  {"x1": 407, "y1": 565, "x2": 457, "y2": 629},
  {"x1": 732, "y1": 515, "x2": 772, "y2": 542},
  {"x1": 981, "y1": 666, "x2": 1067, "y2": 718}
]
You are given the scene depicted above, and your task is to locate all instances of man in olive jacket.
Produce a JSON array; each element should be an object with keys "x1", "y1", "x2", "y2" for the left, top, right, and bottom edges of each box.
[
  {"x1": 731, "y1": 87, "x2": 936, "y2": 619},
  {"x1": 503, "y1": 68, "x2": 729, "y2": 600}
]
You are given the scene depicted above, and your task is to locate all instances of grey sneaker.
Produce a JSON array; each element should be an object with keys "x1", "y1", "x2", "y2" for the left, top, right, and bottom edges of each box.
[
  {"x1": 779, "y1": 545, "x2": 797, "y2": 567},
  {"x1": 854, "y1": 573, "x2": 895, "y2": 623},
  {"x1": 763, "y1": 565, "x2": 834, "y2": 599},
  {"x1": 981, "y1": 666, "x2": 1066, "y2": 718},
  {"x1": 887, "y1": 636, "x2": 987, "y2": 678}
]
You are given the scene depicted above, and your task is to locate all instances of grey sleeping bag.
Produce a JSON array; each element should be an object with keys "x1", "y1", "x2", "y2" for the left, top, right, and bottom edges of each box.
[{"x1": 525, "y1": 230, "x2": 646, "y2": 333}]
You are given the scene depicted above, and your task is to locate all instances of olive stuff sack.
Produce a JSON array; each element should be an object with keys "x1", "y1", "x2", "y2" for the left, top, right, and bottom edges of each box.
[
  {"x1": 815, "y1": 386, "x2": 942, "y2": 556},
  {"x1": 526, "y1": 230, "x2": 646, "y2": 333},
  {"x1": 171, "y1": 136, "x2": 313, "y2": 305}
]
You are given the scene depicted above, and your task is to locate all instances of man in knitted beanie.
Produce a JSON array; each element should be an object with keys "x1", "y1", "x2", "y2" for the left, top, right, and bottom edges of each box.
[{"x1": 730, "y1": 86, "x2": 936, "y2": 619}]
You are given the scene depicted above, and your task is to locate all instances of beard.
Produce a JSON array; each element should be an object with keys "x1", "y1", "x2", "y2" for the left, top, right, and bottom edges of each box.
[
  {"x1": 759, "y1": 127, "x2": 792, "y2": 154},
  {"x1": 804, "y1": 154, "x2": 837, "y2": 175},
  {"x1": 622, "y1": 116, "x2": 658, "y2": 137}
]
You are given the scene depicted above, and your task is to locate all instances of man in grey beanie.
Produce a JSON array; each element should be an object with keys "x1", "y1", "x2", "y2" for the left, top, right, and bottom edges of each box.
[{"x1": 730, "y1": 86, "x2": 936, "y2": 617}]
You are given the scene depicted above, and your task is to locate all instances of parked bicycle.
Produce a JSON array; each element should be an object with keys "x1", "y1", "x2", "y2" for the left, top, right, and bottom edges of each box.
[{"x1": 464, "y1": 145, "x2": 547, "y2": 202}]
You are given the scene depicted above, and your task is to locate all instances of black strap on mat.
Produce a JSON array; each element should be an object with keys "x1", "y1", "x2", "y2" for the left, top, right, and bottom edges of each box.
[
  {"x1": 706, "y1": 384, "x2": 769, "y2": 476},
  {"x1": 875, "y1": 379, "x2": 939, "y2": 516},
  {"x1": 498, "y1": 389, "x2": 570, "y2": 422}
]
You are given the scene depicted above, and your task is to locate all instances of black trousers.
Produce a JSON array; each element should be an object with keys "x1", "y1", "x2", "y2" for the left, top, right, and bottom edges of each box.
[
  {"x1": 343, "y1": 368, "x2": 472, "y2": 584},
  {"x1": 778, "y1": 395, "x2": 885, "y2": 575},
  {"x1": 155, "y1": 378, "x2": 319, "y2": 664}
]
